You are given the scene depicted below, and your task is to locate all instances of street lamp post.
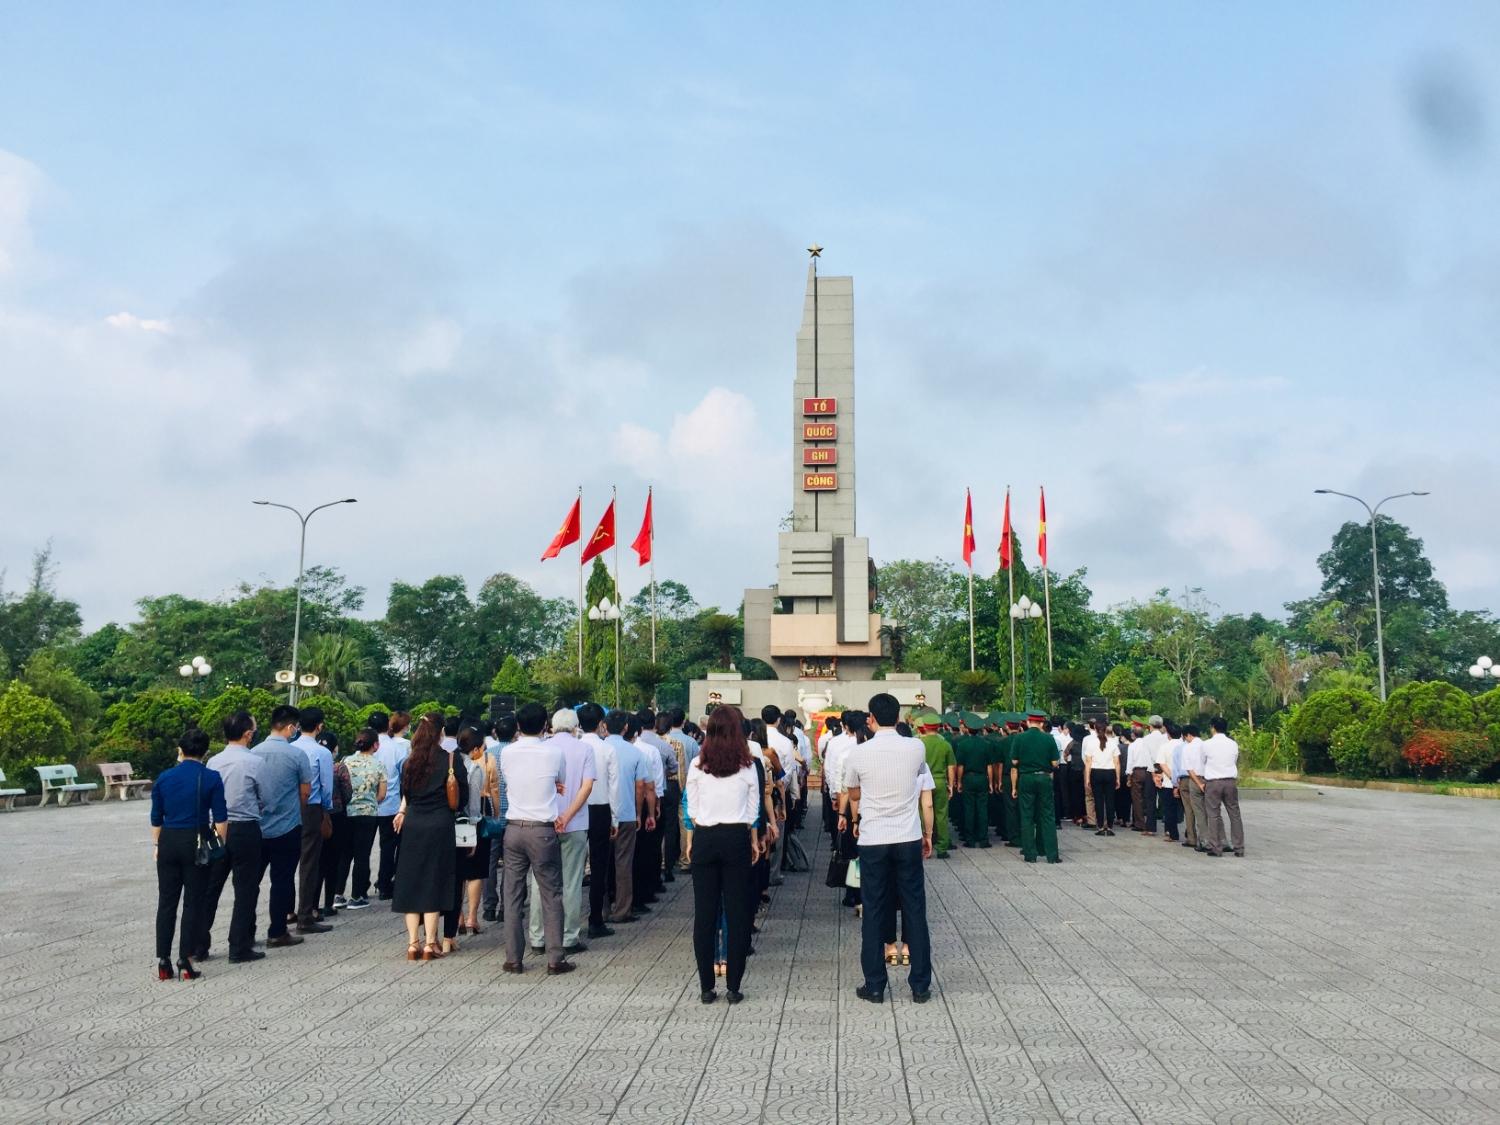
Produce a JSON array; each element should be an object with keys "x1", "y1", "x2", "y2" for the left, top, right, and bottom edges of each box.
[
  {"x1": 1009, "y1": 595, "x2": 1044, "y2": 711},
  {"x1": 253, "y1": 497, "x2": 357, "y2": 705},
  {"x1": 178, "y1": 656, "x2": 212, "y2": 699},
  {"x1": 588, "y1": 596, "x2": 622, "y2": 707},
  {"x1": 1313, "y1": 489, "x2": 1429, "y2": 702},
  {"x1": 1469, "y1": 656, "x2": 1500, "y2": 688}
]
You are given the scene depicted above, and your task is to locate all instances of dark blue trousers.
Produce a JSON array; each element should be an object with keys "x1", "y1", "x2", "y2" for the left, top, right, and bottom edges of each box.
[
  {"x1": 259, "y1": 828, "x2": 301, "y2": 938},
  {"x1": 858, "y1": 839, "x2": 932, "y2": 995}
]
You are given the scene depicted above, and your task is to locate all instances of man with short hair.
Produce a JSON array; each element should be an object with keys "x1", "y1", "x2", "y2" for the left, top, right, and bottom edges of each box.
[
  {"x1": 635, "y1": 709, "x2": 670, "y2": 901},
  {"x1": 663, "y1": 710, "x2": 696, "y2": 871},
  {"x1": 580, "y1": 704, "x2": 619, "y2": 937},
  {"x1": 481, "y1": 712, "x2": 517, "y2": 922},
  {"x1": 1128, "y1": 717, "x2": 1166, "y2": 834},
  {"x1": 843, "y1": 693, "x2": 935, "y2": 1004},
  {"x1": 606, "y1": 711, "x2": 651, "y2": 925},
  {"x1": 292, "y1": 706, "x2": 335, "y2": 932},
  {"x1": 1157, "y1": 721, "x2": 1182, "y2": 843},
  {"x1": 1178, "y1": 725, "x2": 1207, "y2": 850},
  {"x1": 499, "y1": 702, "x2": 573, "y2": 974},
  {"x1": 373, "y1": 711, "x2": 410, "y2": 900},
  {"x1": 528, "y1": 709, "x2": 594, "y2": 956},
  {"x1": 252, "y1": 705, "x2": 313, "y2": 948},
  {"x1": 822, "y1": 713, "x2": 859, "y2": 849},
  {"x1": 952, "y1": 714, "x2": 992, "y2": 849},
  {"x1": 1202, "y1": 717, "x2": 1245, "y2": 858},
  {"x1": 1010, "y1": 712, "x2": 1061, "y2": 864},
  {"x1": 914, "y1": 712, "x2": 956, "y2": 859},
  {"x1": 198, "y1": 710, "x2": 265, "y2": 963}
]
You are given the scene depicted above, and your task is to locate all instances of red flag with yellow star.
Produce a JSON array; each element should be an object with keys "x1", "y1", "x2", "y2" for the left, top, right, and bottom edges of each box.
[
  {"x1": 1038, "y1": 487, "x2": 1048, "y2": 568},
  {"x1": 580, "y1": 499, "x2": 616, "y2": 565},
  {"x1": 962, "y1": 489, "x2": 976, "y2": 568},
  {"x1": 999, "y1": 488, "x2": 1013, "y2": 571},
  {"x1": 631, "y1": 488, "x2": 653, "y2": 566}
]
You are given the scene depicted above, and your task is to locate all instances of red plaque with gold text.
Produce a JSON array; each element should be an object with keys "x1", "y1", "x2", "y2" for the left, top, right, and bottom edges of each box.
[
  {"x1": 803, "y1": 448, "x2": 837, "y2": 466},
  {"x1": 802, "y1": 422, "x2": 837, "y2": 442},
  {"x1": 802, "y1": 397, "x2": 838, "y2": 416},
  {"x1": 802, "y1": 471, "x2": 838, "y2": 491}
]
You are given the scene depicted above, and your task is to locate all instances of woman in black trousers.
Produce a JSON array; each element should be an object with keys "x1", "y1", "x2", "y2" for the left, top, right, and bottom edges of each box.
[
  {"x1": 150, "y1": 728, "x2": 227, "y2": 981},
  {"x1": 685, "y1": 705, "x2": 760, "y2": 1005}
]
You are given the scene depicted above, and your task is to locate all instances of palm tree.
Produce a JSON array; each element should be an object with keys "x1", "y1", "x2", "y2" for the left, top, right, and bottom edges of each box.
[
  {"x1": 878, "y1": 620, "x2": 908, "y2": 671},
  {"x1": 699, "y1": 614, "x2": 740, "y2": 671},
  {"x1": 954, "y1": 669, "x2": 999, "y2": 710},
  {"x1": 625, "y1": 660, "x2": 670, "y2": 708},
  {"x1": 298, "y1": 633, "x2": 377, "y2": 704},
  {"x1": 1255, "y1": 636, "x2": 1331, "y2": 709}
]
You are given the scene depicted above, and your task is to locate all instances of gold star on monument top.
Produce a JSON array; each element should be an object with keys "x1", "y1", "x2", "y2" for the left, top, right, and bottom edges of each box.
[{"x1": 807, "y1": 243, "x2": 823, "y2": 258}]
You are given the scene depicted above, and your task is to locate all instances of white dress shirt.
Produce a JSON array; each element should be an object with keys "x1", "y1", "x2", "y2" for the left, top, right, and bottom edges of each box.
[
  {"x1": 841, "y1": 729, "x2": 927, "y2": 846},
  {"x1": 822, "y1": 732, "x2": 857, "y2": 794},
  {"x1": 1202, "y1": 734, "x2": 1239, "y2": 780},
  {"x1": 498, "y1": 735, "x2": 565, "y2": 822},
  {"x1": 1082, "y1": 733, "x2": 1118, "y2": 771},
  {"x1": 685, "y1": 760, "x2": 759, "y2": 826},
  {"x1": 636, "y1": 737, "x2": 666, "y2": 798},
  {"x1": 1180, "y1": 737, "x2": 1206, "y2": 778},
  {"x1": 1128, "y1": 730, "x2": 1165, "y2": 772},
  {"x1": 1156, "y1": 739, "x2": 1177, "y2": 787},
  {"x1": 582, "y1": 732, "x2": 617, "y2": 811}
]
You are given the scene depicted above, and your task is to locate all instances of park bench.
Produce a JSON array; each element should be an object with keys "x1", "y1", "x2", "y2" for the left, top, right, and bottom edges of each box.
[
  {"x1": 98, "y1": 762, "x2": 151, "y2": 801},
  {"x1": 35, "y1": 764, "x2": 98, "y2": 807},
  {"x1": 0, "y1": 767, "x2": 25, "y2": 811}
]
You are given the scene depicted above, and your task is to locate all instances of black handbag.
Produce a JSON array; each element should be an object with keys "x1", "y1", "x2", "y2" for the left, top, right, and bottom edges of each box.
[
  {"x1": 193, "y1": 769, "x2": 224, "y2": 867},
  {"x1": 477, "y1": 794, "x2": 506, "y2": 840},
  {"x1": 824, "y1": 853, "x2": 849, "y2": 888}
]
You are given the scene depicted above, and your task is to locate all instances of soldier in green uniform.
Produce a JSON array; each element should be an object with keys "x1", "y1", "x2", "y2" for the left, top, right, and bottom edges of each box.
[
  {"x1": 981, "y1": 714, "x2": 1007, "y2": 842},
  {"x1": 952, "y1": 713, "x2": 992, "y2": 849},
  {"x1": 915, "y1": 711, "x2": 956, "y2": 858},
  {"x1": 1011, "y1": 711, "x2": 1061, "y2": 863}
]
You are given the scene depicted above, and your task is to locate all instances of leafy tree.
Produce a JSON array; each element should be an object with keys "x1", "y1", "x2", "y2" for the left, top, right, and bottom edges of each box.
[
  {"x1": 1285, "y1": 688, "x2": 1379, "y2": 773},
  {"x1": 410, "y1": 700, "x2": 459, "y2": 721},
  {"x1": 699, "y1": 614, "x2": 740, "y2": 671},
  {"x1": 294, "y1": 693, "x2": 359, "y2": 749},
  {"x1": 197, "y1": 686, "x2": 281, "y2": 747},
  {"x1": 382, "y1": 575, "x2": 473, "y2": 703},
  {"x1": 1099, "y1": 666, "x2": 1143, "y2": 710},
  {"x1": 0, "y1": 544, "x2": 85, "y2": 673},
  {"x1": 101, "y1": 689, "x2": 202, "y2": 778},
  {"x1": 1328, "y1": 721, "x2": 1375, "y2": 778},
  {"x1": 355, "y1": 703, "x2": 392, "y2": 729},
  {"x1": 489, "y1": 655, "x2": 536, "y2": 704},
  {"x1": 1367, "y1": 680, "x2": 1479, "y2": 776},
  {"x1": 21, "y1": 650, "x2": 101, "y2": 747},
  {"x1": 874, "y1": 559, "x2": 960, "y2": 653},
  {"x1": 548, "y1": 673, "x2": 596, "y2": 707},
  {"x1": 0, "y1": 681, "x2": 73, "y2": 786},
  {"x1": 624, "y1": 660, "x2": 670, "y2": 708},
  {"x1": 1120, "y1": 589, "x2": 1217, "y2": 707},
  {"x1": 298, "y1": 632, "x2": 378, "y2": 704},
  {"x1": 954, "y1": 669, "x2": 1000, "y2": 709},
  {"x1": 1044, "y1": 667, "x2": 1093, "y2": 714}
]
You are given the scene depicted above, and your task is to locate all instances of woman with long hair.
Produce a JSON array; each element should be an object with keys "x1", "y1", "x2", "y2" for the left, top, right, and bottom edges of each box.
[
  {"x1": 1084, "y1": 721, "x2": 1120, "y2": 836},
  {"x1": 392, "y1": 712, "x2": 467, "y2": 960},
  {"x1": 1064, "y1": 723, "x2": 1087, "y2": 826},
  {"x1": 685, "y1": 704, "x2": 759, "y2": 1004},
  {"x1": 455, "y1": 725, "x2": 495, "y2": 938}
]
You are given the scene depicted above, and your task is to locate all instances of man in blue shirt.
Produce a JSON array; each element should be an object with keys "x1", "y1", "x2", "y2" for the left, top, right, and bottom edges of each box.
[
  {"x1": 198, "y1": 710, "x2": 266, "y2": 963},
  {"x1": 605, "y1": 711, "x2": 653, "y2": 925},
  {"x1": 482, "y1": 712, "x2": 517, "y2": 923},
  {"x1": 373, "y1": 710, "x2": 411, "y2": 900},
  {"x1": 252, "y1": 705, "x2": 314, "y2": 947},
  {"x1": 293, "y1": 706, "x2": 336, "y2": 931}
]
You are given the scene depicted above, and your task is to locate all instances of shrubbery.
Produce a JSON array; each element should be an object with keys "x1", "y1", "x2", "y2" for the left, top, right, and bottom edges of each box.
[
  {"x1": 1401, "y1": 730, "x2": 1496, "y2": 780},
  {"x1": 100, "y1": 689, "x2": 201, "y2": 779},
  {"x1": 1328, "y1": 721, "x2": 1375, "y2": 778},
  {"x1": 1286, "y1": 689, "x2": 1378, "y2": 773},
  {"x1": 1367, "y1": 681, "x2": 1478, "y2": 776},
  {"x1": 0, "y1": 682, "x2": 73, "y2": 789}
]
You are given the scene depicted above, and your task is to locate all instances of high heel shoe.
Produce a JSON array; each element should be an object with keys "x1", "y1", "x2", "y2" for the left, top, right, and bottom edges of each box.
[
  {"x1": 422, "y1": 943, "x2": 444, "y2": 961},
  {"x1": 156, "y1": 960, "x2": 173, "y2": 982},
  {"x1": 457, "y1": 923, "x2": 470, "y2": 936},
  {"x1": 406, "y1": 941, "x2": 421, "y2": 961},
  {"x1": 176, "y1": 960, "x2": 201, "y2": 981}
]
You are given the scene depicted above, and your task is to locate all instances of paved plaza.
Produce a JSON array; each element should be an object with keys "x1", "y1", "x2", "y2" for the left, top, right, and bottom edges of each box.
[{"x1": 2, "y1": 786, "x2": 1499, "y2": 1124}]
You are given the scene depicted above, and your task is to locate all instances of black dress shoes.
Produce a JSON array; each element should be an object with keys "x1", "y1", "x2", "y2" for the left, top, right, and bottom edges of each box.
[
  {"x1": 855, "y1": 985, "x2": 885, "y2": 1004},
  {"x1": 546, "y1": 961, "x2": 576, "y2": 976},
  {"x1": 227, "y1": 950, "x2": 266, "y2": 964}
]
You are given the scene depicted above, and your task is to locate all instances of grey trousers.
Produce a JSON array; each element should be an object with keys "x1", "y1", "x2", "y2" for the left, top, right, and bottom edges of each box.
[
  {"x1": 529, "y1": 830, "x2": 587, "y2": 947},
  {"x1": 1181, "y1": 780, "x2": 1207, "y2": 847},
  {"x1": 607, "y1": 822, "x2": 638, "y2": 922},
  {"x1": 503, "y1": 823, "x2": 563, "y2": 965},
  {"x1": 1204, "y1": 779, "x2": 1244, "y2": 855},
  {"x1": 296, "y1": 804, "x2": 325, "y2": 925}
]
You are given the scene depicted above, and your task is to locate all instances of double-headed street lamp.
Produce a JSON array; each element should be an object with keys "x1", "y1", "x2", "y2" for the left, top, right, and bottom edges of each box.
[
  {"x1": 253, "y1": 497, "x2": 357, "y2": 705},
  {"x1": 1010, "y1": 595, "x2": 1044, "y2": 710},
  {"x1": 178, "y1": 655, "x2": 212, "y2": 698},
  {"x1": 588, "y1": 596, "x2": 622, "y2": 707},
  {"x1": 1313, "y1": 489, "x2": 1429, "y2": 702}
]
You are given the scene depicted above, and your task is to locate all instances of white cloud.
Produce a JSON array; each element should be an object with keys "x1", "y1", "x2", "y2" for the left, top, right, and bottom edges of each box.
[
  {"x1": 0, "y1": 149, "x2": 43, "y2": 278},
  {"x1": 104, "y1": 311, "x2": 173, "y2": 334}
]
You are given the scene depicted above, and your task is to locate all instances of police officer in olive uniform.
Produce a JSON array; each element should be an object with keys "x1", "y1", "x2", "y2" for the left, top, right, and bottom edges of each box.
[
  {"x1": 1011, "y1": 711, "x2": 1061, "y2": 863},
  {"x1": 915, "y1": 711, "x2": 956, "y2": 858},
  {"x1": 952, "y1": 713, "x2": 992, "y2": 849}
]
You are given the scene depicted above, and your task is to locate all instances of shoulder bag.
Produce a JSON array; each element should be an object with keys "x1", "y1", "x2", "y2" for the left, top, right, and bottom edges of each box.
[
  {"x1": 477, "y1": 793, "x2": 506, "y2": 840},
  {"x1": 445, "y1": 751, "x2": 460, "y2": 811},
  {"x1": 194, "y1": 769, "x2": 224, "y2": 867}
]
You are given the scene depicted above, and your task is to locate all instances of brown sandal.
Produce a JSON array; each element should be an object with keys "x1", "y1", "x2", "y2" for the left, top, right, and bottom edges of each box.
[
  {"x1": 422, "y1": 943, "x2": 444, "y2": 961},
  {"x1": 406, "y1": 942, "x2": 421, "y2": 961}
]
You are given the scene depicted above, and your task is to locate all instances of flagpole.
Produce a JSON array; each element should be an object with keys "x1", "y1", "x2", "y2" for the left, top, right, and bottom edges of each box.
[
  {"x1": 611, "y1": 484, "x2": 621, "y2": 709},
  {"x1": 1041, "y1": 486, "x2": 1054, "y2": 671},
  {"x1": 966, "y1": 487, "x2": 976, "y2": 672},
  {"x1": 1007, "y1": 485, "x2": 1017, "y2": 710},
  {"x1": 649, "y1": 486, "x2": 657, "y2": 666},
  {"x1": 576, "y1": 485, "x2": 584, "y2": 676}
]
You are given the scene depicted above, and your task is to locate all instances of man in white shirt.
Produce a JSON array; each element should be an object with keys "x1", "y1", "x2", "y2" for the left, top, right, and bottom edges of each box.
[
  {"x1": 1156, "y1": 721, "x2": 1182, "y2": 843},
  {"x1": 664, "y1": 710, "x2": 696, "y2": 874},
  {"x1": 1201, "y1": 716, "x2": 1245, "y2": 857},
  {"x1": 1178, "y1": 725, "x2": 1208, "y2": 851},
  {"x1": 791, "y1": 718, "x2": 813, "y2": 829},
  {"x1": 1128, "y1": 717, "x2": 1167, "y2": 835},
  {"x1": 527, "y1": 709, "x2": 595, "y2": 955},
  {"x1": 578, "y1": 704, "x2": 619, "y2": 938},
  {"x1": 633, "y1": 711, "x2": 669, "y2": 906},
  {"x1": 842, "y1": 693, "x2": 935, "y2": 1005},
  {"x1": 499, "y1": 702, "x2": 573, "y2": 975}
]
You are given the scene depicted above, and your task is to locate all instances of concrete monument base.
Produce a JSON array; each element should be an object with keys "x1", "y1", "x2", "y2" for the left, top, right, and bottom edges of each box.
[{"x1": 688, "y1": 671, "x2": 942, "y2": 726}]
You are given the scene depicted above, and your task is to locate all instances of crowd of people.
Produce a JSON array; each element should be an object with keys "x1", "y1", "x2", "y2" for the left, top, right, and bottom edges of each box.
[{"x1": 149, "y1": 693, "x2": 1243, "y2": 1004}]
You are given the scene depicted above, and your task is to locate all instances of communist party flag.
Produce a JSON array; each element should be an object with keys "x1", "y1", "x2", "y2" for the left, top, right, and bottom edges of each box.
[
  {"x1": 962, "y1": 489, "x2": 976, "y2": 568},
  {"x1": 540, "y1": 495, "x2": 581, "y2": 561},
  {"x1": 999, "y1": 488, "x2": 1013, "y2": 571},
  {"x1": 631, "y1": 488, "x2": 653, "y2": 566},
  {"x1": 580, "y1": 499, "x2": 616, "y2": 565},
  {"x1": 1038, "y1": 487, "x2": 1049, "y2": 567}
]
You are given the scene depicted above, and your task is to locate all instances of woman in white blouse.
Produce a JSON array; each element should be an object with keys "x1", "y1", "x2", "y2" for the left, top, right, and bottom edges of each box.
[
  {"x1": 1082, "y1": 721, "x2": 1120, "y2": 836},
  {"x1": 685, "y1": 704, "x2": 761, "y2": 1006}
]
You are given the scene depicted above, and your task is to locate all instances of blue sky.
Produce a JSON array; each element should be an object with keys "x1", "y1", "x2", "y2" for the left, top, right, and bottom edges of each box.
[{"x1": 2, "y1": 3, "x2": 1497, "y2": 628}]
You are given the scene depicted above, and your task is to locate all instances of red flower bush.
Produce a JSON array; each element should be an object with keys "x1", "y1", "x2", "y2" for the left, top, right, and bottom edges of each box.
[{"x1": 1401, "y1": 729, "x2": 1496, "y2": 779}]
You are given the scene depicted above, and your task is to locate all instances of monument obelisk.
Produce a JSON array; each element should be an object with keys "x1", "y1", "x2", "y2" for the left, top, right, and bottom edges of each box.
[{"x1": 688, "y1": 248, "x2": 942, "y2": 720}]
